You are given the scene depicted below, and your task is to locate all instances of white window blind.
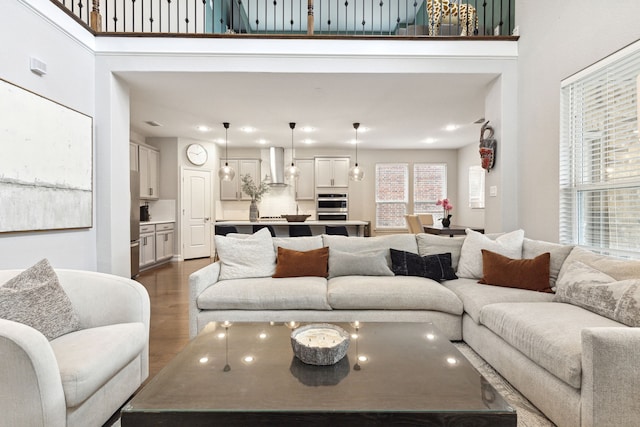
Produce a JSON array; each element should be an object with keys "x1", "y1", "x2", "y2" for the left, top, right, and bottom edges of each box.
[
  {"x1": 376, "y1": 163, "x2": 408, "y2": 228},
  {"x1": 560, "y1": 41, "x2": 640, "y2": 256},
  {"x1": 414, "y1": 163, "x2": 447, "y2": 216},
  {"x1": 469, "y1": 165, "x2": 485, "y2": 209}
]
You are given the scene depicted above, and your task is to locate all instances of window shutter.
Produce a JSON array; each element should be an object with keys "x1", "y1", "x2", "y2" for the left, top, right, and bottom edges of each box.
[
  {"x1": 560, "y1": 41, "x2": 640, "y2": 256},
  {"x1": 375, "y1": 163, "x2": 408, "y2": 228},
  {"x1": 414, "y1": 163, "x2": 447, "y2": 215}
]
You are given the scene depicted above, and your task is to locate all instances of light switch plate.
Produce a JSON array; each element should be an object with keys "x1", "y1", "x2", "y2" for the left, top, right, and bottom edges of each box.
[{"x1": 490, "y1": 186, "x2": 498, "y2": 197}]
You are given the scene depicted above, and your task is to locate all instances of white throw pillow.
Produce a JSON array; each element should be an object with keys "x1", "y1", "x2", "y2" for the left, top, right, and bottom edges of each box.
[
  {"x1": 456, "y1": 229, "x2": 525, "y2": 279},
  {"x1": 215, "y1": 227, "x2": 276, "y2": 280}
]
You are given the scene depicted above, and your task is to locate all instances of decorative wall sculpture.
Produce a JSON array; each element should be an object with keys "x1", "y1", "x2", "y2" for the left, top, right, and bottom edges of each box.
[
  {"x1": 0, "y1": 79, "x2": 93, "y2": 233},
  {"x1": 479, "y1": 120, "x2": 497, "y2": 172}
]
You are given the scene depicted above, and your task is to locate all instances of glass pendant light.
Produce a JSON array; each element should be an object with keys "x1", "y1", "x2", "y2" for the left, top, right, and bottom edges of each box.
[
  {"x1": 286, "y1": 122, "x2": 300, "y2": 180},
  {"x1": 217, "y1": 122, "x2": 235, "y2": 181},
  {"x1": 349, "y1": 122, "x2": 365, "y2": 181}
]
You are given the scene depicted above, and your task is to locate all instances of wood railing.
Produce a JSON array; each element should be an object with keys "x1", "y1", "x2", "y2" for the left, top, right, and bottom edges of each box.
[{"x1": 53, "y1": 0, "x2": 516, "y2": 37}]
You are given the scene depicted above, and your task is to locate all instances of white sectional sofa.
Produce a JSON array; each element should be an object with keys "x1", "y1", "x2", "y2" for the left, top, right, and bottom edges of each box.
[{"x1": 189, "y1": 228, "x2": 640, "y2": 427}]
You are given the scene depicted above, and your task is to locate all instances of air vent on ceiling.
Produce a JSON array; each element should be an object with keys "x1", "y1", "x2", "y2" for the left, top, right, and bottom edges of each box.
[{"x1": 145, "y1": 120, "x2": 162, "y2": 127}]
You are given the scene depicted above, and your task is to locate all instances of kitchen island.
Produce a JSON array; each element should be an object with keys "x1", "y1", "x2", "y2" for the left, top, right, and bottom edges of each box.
[{"x1": 214, "y1": 220, "x2": 370, "y2": 237}]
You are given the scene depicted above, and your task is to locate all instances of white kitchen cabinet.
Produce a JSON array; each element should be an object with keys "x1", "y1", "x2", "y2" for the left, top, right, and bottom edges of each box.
[
  {"x1": 140, "y1": 225, "x2": 156, "y2": 268},
  {"x1": 155, "y1": 223, "x2": 174, "y2": 262},
  {"x1": 139, "y1": 145, "x2": 160, "y2": 200},
  {"x1": 295, "y1": 158, "x2": 315, "y2": 200},
  {"x1": 219, "y1": 158, "x2": 260, "y2": 200},
  {"x1": 315, "y1": 157, "x2": 350, "y2": 188}
]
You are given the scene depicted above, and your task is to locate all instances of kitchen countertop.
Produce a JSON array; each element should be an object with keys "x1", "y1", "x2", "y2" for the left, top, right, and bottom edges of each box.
[
  {"x1": 140, "y1": 220, "x2": 175, "y2": 226},
  {"x1": 214, "y1": 220, "x2": 368, "y2": 226}
]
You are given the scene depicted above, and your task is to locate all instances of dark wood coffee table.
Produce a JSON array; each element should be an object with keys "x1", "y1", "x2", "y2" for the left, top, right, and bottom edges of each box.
[{"x1": 122, "y1": 322, "x2": 516, "y2": 426}]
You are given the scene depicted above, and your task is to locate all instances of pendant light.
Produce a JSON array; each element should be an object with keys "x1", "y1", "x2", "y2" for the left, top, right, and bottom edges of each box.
[
  {"x1": 217, "y1": 122, "x2": 235, "y2": 181},
  {"x1": 348, "y1": 122, "x2": 365, "y2": 181},
  {"x1": 286, "y1": 122, "x2": 300, "y2": 180}
]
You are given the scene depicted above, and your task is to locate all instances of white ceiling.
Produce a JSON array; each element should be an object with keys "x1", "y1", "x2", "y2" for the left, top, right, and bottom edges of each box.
[{"x1": 124, "y1": 71, "x2": 497, "y2": 150}]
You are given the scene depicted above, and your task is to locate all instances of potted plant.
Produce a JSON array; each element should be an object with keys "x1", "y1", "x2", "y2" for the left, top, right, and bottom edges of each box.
[
  {"x1": 436, "y1": 198, "x2": 453, "y2": 227},
  {"x1": 241, "y1": 174, "x2": 270, "y2": 222}
]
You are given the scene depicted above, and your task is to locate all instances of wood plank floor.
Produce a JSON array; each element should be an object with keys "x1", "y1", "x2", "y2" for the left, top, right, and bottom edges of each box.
[{"x1": 136, "y1": 258, "x2": 214, "y2": 381}]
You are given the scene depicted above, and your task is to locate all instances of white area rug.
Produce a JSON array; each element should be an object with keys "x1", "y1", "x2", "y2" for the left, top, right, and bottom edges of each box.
[{"x1": 454, "y1": 342, "x2": 556, "y2": 427}]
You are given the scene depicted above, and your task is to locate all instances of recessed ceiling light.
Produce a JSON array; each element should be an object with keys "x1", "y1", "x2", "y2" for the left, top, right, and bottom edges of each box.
[
  {"x1": 257, "y1": 139, "x2": 268, "y2": 145},
  {"x1": 348, "y1": 138, "x2": 359, "y2": 145},
  {"x1": 240, "y1": 126, "x2": 256, "y2": 133},
  {"x1": 196, "y1": 125, "x2": 210, "y2": 132},
  {"x1": 214, "y1": 138, "x2": 226, "y2": 144},
  {"x1": 424, "y1": 138, "x2": 437, "y2": 144},
  {"x1": 300, "y1": 126, "x2": 315, "y2": 133},
  {"x1": 302, "y1": 139, "x2": 315, "y2": 144},
  {"x1": 445, "y1": 124, "x2": 459, "y2": 132},
  {"x1": 358, "y1": 126, "x2": 370, "y2": 133},
  {"x1": 144, "y1": 120, "x2": 162, "y2": 127}
]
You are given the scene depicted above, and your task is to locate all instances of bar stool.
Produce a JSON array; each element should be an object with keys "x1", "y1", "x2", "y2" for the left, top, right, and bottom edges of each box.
[
  {"x1": 325, "y1": 225, "x2": 348, "y2": 236},
  {"x1": 253, "y1": 224, "x2": 276, "y2": 237},
  {"x1": 214, "y1": 225, "x2": 238, "y2": 236},
  {"x1": 289, "y1": 225, "x2": 312, "y2": 237}
]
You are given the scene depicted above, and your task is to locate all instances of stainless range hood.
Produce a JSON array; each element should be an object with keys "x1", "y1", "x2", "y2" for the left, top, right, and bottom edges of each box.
[{"x1": 268, "y1": 147, "x2": 288, "y2": 187}]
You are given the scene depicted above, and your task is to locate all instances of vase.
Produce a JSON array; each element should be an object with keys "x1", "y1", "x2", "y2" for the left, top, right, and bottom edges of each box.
[
  {"x1": 249, "y1": 200, "x2": 259, "y2": 222},
  {"x1": 441, "y1": 214, "x2": 452, "y2": 228}
]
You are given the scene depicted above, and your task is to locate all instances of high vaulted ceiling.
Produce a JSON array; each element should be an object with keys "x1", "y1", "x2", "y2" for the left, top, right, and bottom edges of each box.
[{"x1": 124, "y1": 71, "x2": 497, "y2": 150}]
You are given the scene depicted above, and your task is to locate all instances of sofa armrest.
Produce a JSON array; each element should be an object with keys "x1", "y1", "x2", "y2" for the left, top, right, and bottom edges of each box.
[
  {"x1": 57, "y1": 270, "x2": 151, "y2": 380},
  {"x1": 56, "y1": 270, "x2": 150, "y2": 330},
  {"x1": 188, "y1": 261, "x2": 221, "y2": 339},
  {"x1": 581, "y1": 327, "x2": 640, "y2": 427},
  {"x1": 0, "y1": 319, "x2": 66, "y2": 427}
]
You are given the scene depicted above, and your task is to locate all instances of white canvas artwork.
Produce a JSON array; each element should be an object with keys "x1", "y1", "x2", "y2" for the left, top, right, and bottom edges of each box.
[{"x1": 0, "y1": 79, "x2": 93, "y2": 233}]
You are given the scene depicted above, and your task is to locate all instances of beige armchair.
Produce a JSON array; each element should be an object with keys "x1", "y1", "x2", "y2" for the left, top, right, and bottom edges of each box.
[{"x1": 0, "y1": 269, "x2": 150, "y2": 427}]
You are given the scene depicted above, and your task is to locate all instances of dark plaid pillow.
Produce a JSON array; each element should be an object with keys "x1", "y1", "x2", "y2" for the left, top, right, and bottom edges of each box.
[{"x1": 390, "y1": 249, "x2": 458, "y2": 281}]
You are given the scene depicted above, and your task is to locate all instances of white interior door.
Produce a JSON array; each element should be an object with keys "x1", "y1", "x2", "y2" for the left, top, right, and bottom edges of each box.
[{"x1": 182, "y1": 168, "x2": 212, "y2": 259}]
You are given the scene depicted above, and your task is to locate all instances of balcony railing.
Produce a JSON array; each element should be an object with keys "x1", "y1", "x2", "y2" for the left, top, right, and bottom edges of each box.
[{"x1": 54, "y1": 0, "x2": 515, "y2": 37}]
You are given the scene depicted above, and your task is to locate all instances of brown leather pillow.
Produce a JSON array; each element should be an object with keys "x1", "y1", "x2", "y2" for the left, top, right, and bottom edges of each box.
[
  {"x1": 478, "y1": 249, "x2": 552, "y2": 293},
  {"x1": 273, "y1": 246, "x2": 329, "y2": 278}
]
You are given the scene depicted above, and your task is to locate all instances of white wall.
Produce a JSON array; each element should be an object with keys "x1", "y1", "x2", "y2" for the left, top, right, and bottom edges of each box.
[
  {"x1": 517, "y1": 0, "x2": 640, "y2": 241},
  {"x1": 0, "y1": 0, "x2": 97, "y2": 270}
]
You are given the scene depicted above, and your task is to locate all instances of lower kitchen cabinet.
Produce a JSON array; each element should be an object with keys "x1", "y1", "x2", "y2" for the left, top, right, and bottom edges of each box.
[
  {"x1": 140, "y1": 222, "x2": 175, "y2": 270},
  {"x1": 155, "y1": 223, "x2": 174, "y2": 262}
]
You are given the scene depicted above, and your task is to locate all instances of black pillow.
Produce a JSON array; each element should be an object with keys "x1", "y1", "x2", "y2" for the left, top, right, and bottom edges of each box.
[{"x1": 390, "y1": 249, "x2": 458, "y2": 281}]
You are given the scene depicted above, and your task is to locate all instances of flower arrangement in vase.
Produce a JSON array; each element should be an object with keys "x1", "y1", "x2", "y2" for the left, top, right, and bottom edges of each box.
[
  {"x1": 241, "y1": 174, "x2": 270, "y2": 222},
  {"x1": 436, "y1": 198, "x2": 453, "y2": 227}
]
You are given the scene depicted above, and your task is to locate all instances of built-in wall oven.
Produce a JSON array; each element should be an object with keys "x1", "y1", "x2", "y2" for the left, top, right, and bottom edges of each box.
[{"x1": 317, "y1": 193, "x2": 348, "y2": 221}]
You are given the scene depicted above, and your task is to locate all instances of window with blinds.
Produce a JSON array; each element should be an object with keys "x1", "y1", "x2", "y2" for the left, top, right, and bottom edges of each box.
[
  {"x1": 468, "y1": 165, "x2": 485, "y2": 209},
  {"x1": 414, "y1": 163, "x2": 447, "y2": 216},
  {"x1": 376, "y1": 163, "x2": 408, "y2": 228},
  {"x1": 560, "y1": 41, "x2": 640, "y2": 256}
]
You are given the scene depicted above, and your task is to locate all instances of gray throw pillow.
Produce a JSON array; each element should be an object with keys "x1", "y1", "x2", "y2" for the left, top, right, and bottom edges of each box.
[
  {"x1": 328, "y1": 248, "x2": 394, "y2": 279},
  {"x1": 554, "y1": 261, "x2": 640, "y2": 327},
  {"x1": 0, "y1": 259, "x2": 80, "y2": 340}
]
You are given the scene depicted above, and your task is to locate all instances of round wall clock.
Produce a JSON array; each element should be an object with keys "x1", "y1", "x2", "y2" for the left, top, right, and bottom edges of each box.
[{"x1": 186, "y1": 143, "x2": 208, "y2": 166}]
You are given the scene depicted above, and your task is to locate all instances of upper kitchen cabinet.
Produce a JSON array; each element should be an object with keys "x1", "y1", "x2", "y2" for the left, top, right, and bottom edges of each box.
[
  {"x1": 220, "y1": 158, "x2": 260, "y2": 201},
  {"x1": 139, "y1": 145, "x2": 160, "y2": 200},
  {"x1": 315, "y1": 157, "x2": 349, "y2": 188},
  {"x1": 295, "y1": 158, "x2": 315, "y2": 200}
]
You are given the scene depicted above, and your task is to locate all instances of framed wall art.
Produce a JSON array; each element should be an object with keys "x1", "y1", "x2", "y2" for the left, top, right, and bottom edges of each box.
[{"x1": 0, "y1": 78, "x2": 93, "y2": 233}]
